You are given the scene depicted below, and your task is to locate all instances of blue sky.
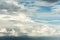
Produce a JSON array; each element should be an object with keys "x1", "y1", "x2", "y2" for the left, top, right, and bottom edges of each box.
[{"x1": 19, "y1": 0, "x2": 60, "y2": 28}]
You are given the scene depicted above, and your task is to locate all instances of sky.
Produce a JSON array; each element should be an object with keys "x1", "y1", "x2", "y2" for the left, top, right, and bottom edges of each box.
[
  {"x1": 0, "y1": 0, "x2": 60, "y2": 36},
  {"x1": 17, "y1": 0, "x2": 60, "y2": 29}
]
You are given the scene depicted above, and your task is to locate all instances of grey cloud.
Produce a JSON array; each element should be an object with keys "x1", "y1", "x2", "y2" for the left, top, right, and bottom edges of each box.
[
  {"x1": 0, "y1": 2, "x2": 20, "y2": 11},
  {"x1": 0, "y1": 20, "x2": 15, "y2": 28},
  {"x1": 42, "y1": 0, "x2": 59, "y2": 3},
  {"x1": 0, "y1": 0, "x2": 26, "y2": 15}
]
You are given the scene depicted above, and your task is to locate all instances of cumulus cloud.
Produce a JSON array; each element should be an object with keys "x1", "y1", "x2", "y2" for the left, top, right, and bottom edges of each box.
[
  {"x1": 0, "y1": 23, "x2": 59, "y2": 37},
  {"x1": 0, "y1": 0, "x2": 35, "y2": 36},
  {"x1": 0, "y1": 0, "x2": 26, "y2": 15},
  {"x1": 26, "y1": 25, "x2": 58, "y2": 36}
]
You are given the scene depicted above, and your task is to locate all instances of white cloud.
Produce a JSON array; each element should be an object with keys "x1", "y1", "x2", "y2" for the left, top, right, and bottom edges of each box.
[
  {"x1": 26, "y1": 25, "x2": 57, "y2": 36},
  {"x1": 0, "y1": 23, "x2": 59, "y2": 37}
]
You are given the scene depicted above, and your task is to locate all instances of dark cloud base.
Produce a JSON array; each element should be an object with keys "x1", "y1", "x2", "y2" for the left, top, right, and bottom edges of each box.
[
  {"x1": 42, "y1": 0, "x2": 59, "y2": 3},
  {"x1": 0, "y1": 36, "x2": 60, "y2": 40}
]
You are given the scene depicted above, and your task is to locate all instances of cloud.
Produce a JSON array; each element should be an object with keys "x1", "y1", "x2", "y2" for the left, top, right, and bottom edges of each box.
[
  {"x1": 0, "y1": 23, "x2": 59, "y2": 37},
  {"x1": 42, "y1": 0, "x2": 59, "y2": 3},
  {"x1": 25, "y1": 25, "x2": 60, "y2": 37},
  {"x1": 0, "y1": 0, "x2": 26, "y2": 15},
  {"x1": 0, "y1": 0, "x2": 36, "y2": 36},
  {"x1": 0, "y1": 0, "x2": 60, "y2": 37}
]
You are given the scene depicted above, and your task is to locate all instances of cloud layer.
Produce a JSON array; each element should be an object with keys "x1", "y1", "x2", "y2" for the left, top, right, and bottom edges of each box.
[{"x1": 0, "y1": 0, "x2": 60, "y2": 37}]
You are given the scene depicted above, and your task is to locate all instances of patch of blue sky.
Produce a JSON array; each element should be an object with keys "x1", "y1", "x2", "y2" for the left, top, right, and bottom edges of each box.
[
  {"x1": 21, "y1": 2, "x2": 52, "y2": 12},
  {"x1": 36, "y1": 6, "x2": 52, "y2": 13},
  {"x1": 19, "y1": 1, "x2": 37, "y2": 9},
  {"x1": 55, "y1": 1, "x2": 60, "y2": 5},
  {"x1": 30, "y1": 16, "x2": 60, "y2": 25},
  {"x1": 48, "y1": 22, "x2": 60, "y2": 25},
  {"x1": 30, "y1": 15, "x2": 60, "y2": 21}
]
